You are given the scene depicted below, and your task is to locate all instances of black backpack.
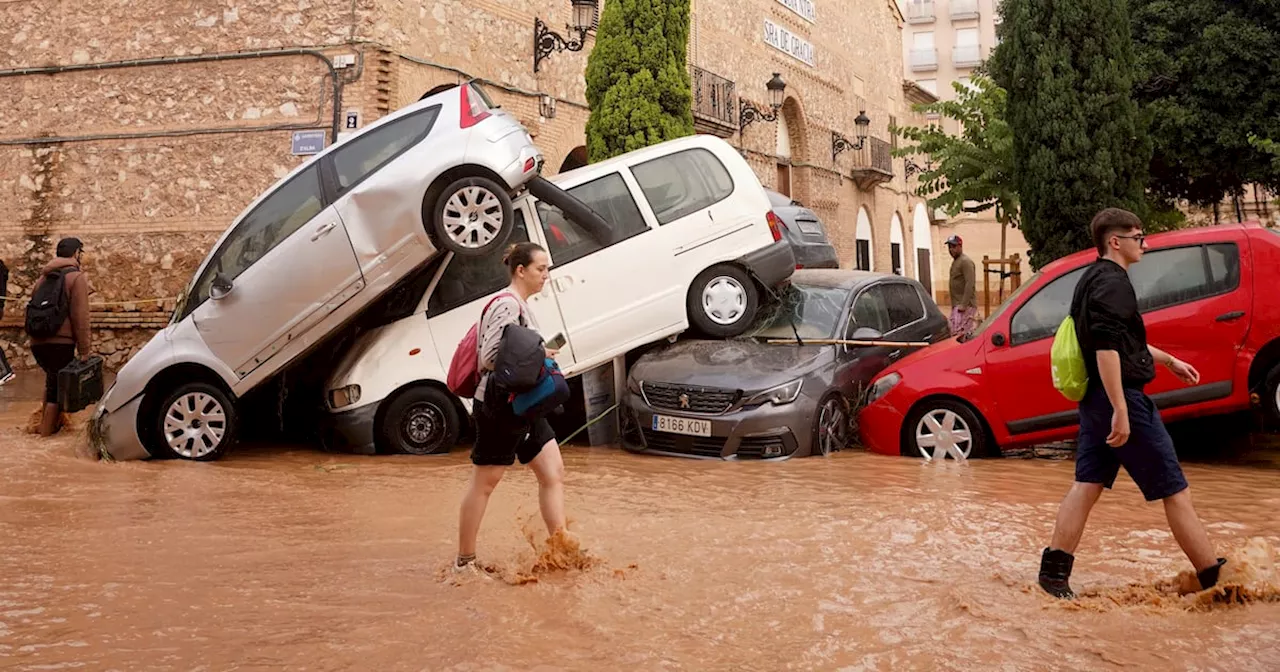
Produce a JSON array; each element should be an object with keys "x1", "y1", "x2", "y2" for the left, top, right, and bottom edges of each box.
[{"x1": 25, "y1": 267, "x2": 74, "y2": 339}]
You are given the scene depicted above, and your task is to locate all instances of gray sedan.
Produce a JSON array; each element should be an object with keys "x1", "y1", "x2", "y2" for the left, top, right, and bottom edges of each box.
[
  {"x1": 621, "y1": 270, "x2": 950, "y2": 460},
  {"x1": 767, "y1": 190, "x2": 839, "y2": 269}
]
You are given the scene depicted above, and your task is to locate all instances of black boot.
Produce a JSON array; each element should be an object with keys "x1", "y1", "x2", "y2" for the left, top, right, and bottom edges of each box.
[
  {"x1": 1196, "y1": 557, "x2": 1228, "y2": 590},
  {"x1": 1038, "y1": 547, "x2": 1076, "y2": 599}
]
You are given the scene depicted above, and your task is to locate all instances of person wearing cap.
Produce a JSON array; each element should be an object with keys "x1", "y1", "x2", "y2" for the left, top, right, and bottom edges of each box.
[
  {"x1": 27, "y1": 237, "x2": 92, "y2": 436},
  {"x1": 945, "y1": 234, "x2": 978, "y2": 337}
]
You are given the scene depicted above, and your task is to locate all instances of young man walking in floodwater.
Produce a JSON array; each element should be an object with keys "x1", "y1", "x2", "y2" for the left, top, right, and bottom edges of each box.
[
  {"x1": 455, "y1": 241, "x2": 571, "y2": 574},
  {"x1": 1038, "y1": 208, "x2": 1226, "y2": 598},
  {"x1": 946, "y1": 235, "x2": 978, "y2": 337}
]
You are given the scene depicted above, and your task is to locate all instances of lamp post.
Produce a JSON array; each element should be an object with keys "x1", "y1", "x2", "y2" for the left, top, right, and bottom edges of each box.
[
  {"x1": 832, "y1": 110, "x2": 872, "y2": 163},
  {"x1": 533, "y1": 0, "x2": 598, "y2": 73},
  {"x1": 739, "y1": 72, "x2": 787, "y2": 132}
]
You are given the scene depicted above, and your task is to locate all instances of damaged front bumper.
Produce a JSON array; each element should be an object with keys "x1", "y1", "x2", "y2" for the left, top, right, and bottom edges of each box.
[{"x1": 89, "y1": 393, "x2": 151, "y2": 461}]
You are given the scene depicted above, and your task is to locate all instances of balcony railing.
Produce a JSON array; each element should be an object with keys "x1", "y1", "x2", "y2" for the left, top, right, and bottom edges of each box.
[
  {"x1": 905, "y1": 0, "x2": 935, "y2": 23},
  {"x1": 691, "y1": 65, "x2": 736, "y2": 135},
  {"x1": 910, "y1": 48, "x2": 938, "y2": 72},
  {"x1": 951, "y1": 0, "x2": 980, "y2": 20},
  {"x1": 848, "y1": 137, "x2": 894, "y2": 191},
  {"x1": 953, "y1": 44, "x2": 982, "y2": 67}
]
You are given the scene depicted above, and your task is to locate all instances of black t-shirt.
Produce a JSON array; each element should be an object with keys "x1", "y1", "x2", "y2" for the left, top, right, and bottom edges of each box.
[{"x1": 1069, "y1": 258, "x2": 1156, "y2": 390}]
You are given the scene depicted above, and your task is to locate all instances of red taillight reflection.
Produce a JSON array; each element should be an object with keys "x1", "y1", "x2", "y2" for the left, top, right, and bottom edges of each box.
[
  {"x1": 766, "y1": 210, "x2": 784, "y2": 242},
  {"x1": 459, "y1": 85, "x2": 492, "y2": 129}
]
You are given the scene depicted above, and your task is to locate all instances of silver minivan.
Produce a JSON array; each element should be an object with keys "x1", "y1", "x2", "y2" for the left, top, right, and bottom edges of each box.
[{"x1": 90, "y1": 82, "x2": 548, "y2": 461}]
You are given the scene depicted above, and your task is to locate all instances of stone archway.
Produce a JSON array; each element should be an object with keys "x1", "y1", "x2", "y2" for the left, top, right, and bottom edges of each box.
[
  {"x1": 912, "y1": 202, "x2": 934, "y2": 294},
  {"x1": 558, "y1": 146, "x2": 588, "y2": 173},
  {"x1": 855, "y1": 207, "x2": 874, "y2": 271},
  {"x1": 890, "y1": 212, "x2": 905, "y2": 276},
  {"x1": 777, "y1": 95, "x2": 810, "y2": 204}
]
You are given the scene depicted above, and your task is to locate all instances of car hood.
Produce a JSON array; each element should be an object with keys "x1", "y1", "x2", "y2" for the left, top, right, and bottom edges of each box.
[
  {"x1": 885, "y1": 333, "x2": 981, "y2": 376},
  {"x1": 630, "y1": 339, "x2": 832, "y2": 390}
]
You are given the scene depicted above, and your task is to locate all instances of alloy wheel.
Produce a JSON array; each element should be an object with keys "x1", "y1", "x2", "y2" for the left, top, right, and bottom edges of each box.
[
  {"x1": 817, "y1": 397, "x2": 847, "y2": 456},
  {"x1": 441, "y1": 185, "x2": 504, "y2": 250},
  {"x1": 914, "y1": 408, "x2": 973, "y2": 460},
  {"x1": 164, "y1": 392, "x2": 227, "y2": 459}
]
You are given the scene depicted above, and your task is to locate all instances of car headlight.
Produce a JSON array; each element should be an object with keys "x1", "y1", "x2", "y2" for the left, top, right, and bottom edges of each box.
[
  {"x1": 866, "y1": 373, "x2": 902, "y2": 405},
  {"x1": 328, "y1": 384, "x2": 361, "y2": 409},
  {"x1": 744, "y1": 379, "x2": 803, "y2": 407}
]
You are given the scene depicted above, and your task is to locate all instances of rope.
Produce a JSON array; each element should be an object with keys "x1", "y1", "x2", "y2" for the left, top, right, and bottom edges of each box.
[{"x1": 560, "y1": 402, "x2": 620, "y2": 445}]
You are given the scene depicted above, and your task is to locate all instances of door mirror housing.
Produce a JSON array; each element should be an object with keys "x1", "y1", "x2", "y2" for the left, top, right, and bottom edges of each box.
[
  {"x1": 850, "y1": 327, "x2": 884, "y2": 343},
  {"x1": 210, "y1": 274, "x2": 234, "y2": 301},
  {"x1": 991, "y1": 332, "x2": 1006, "y2": 347}
]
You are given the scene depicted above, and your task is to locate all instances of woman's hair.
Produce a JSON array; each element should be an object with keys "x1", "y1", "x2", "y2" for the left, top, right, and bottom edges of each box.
[{"x1": 502, "y1": 241, "x2": 546, "y2": 276}]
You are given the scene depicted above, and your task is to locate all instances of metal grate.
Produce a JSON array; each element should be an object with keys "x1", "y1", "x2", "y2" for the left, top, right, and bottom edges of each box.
[
  {"x1": 642, "y1": 382, "x2": 740, "y2": 414},
  {"x1": 735, "y1": 436, "x2": 789, "y2": 459},
  {"x1": 691, "y1": 65, "x2": 736, "y2": 128},
  {"x1": 640, "y1": 429, "x2": 726, "y2": 458},
  {"x1": 870, "y1": 137, "x2": 893, "y2": 174}
]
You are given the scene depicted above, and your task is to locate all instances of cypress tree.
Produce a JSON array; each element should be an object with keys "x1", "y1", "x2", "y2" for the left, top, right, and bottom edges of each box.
[
  {"x1": 989, "y1": 0, "x2": 1151, "y2": 269},
  {"x1": 584, "y1": 0, "x2": 695, "y2": 163}
]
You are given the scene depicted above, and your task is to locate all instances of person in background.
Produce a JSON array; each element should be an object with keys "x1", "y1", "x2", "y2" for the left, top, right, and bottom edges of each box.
[
  {"x1": 28, "y1": 237, "x2": 92, "y2": 436},
  {"x1": 946, "y1": 235, "x2": 978, "y2": 337}
]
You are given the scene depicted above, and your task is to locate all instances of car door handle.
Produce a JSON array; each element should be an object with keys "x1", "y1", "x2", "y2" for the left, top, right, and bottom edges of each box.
[
  {"x1": 553, "y1": 276, "x2": 574, "y2": 292},
  {"x1": 888, "y1": 349, "x2": 903, "y2": 360},
  {"x1": 311, "y1": 222, "x2": 337, "y2": 242},
  {"x1": 1216, "y1": 310, "x2": 1245, "y2": 322}
]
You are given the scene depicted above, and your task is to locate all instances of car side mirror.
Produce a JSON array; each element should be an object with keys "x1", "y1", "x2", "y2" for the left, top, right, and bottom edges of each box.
[
  {"x1": 210, "y1": 273, "x2": 234, "y2": 300},
  {"x1": 991, "y1": 332, "x2": 1006, "y2": 347},
  {"x1": 850, "y1": 327, "x2": 884, "y2": 343}
]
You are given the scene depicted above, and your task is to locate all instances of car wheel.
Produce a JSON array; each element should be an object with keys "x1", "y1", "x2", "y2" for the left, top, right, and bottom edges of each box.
[
  {"x1": 687, "y1": 264, "x2": 760, "y2": 338},
  {"x1": 154, "y1": 383, "x2": 237, "y2": 461},
  {"x1": 903, "y1": 399, "x2": 987, "y2": 460},
  {"x1": 813, "y1": 394, "x2": 850, "y2": 457},
  {"x1": 431, "y1": 176, "x2": 514, "y2": 258},
  {"x1": 1263, "y1": 363, "x2": 1280, "y2": 426},
  {"x1": 380, "y1": 387, "x2": 460, "y2": 455}
]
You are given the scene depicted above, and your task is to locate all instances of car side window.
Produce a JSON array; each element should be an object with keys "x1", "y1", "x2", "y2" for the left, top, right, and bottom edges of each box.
[
  {"x1": 1206, "y1": 243, "x2": 1241, "y2": 293},
  {"x1": 187, "y1": 165, "x2": 325, "y2": 314},
  {"x1": 427, "y1": 208, "x2": 532, "y2": 317},
  {"x1": 1131, "y1": 243, "x2": 1240, "y2": 313},
  {"x1": 1010, "y1": 266, "x2": 1087, "y2": 346},
  {"x1": 331, "y1": 106, "x2": 441, "y2": 195},
  {"x1": 535, "y1": 172, "x2": 649, "y2": 266},
  {"x1": 630, "y1": 148, "x2": 735, "y2": 225},
  {"x1": 882, "y1": 283, "x2": 926, "y2": 331},
  {"x1": 849, "y1": 286, "x2": 892, "y2": 335}
]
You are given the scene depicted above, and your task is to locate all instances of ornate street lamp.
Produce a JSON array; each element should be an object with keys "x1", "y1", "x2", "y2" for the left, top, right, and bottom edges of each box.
[
  {"x1": 739, "y1": 72, "x2": 787, "y2": 132},
  {"x1": 832, "y1": 110, "x2": 872, "y2": 162},
  {"x1": 533, "y1": 0, "x2": 598, "y2": 73}
]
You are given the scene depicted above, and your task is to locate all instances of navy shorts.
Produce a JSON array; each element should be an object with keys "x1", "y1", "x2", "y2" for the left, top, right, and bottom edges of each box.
[
  {"x1": 1076, "y1": 384, "x2": 1189, "y2": 502},
  {"x1": 471, "y1": 395, "x2": 556, "y2": 467}
]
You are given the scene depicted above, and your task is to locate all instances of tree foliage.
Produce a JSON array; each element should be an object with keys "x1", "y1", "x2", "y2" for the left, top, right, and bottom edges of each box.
[
  {"x1": 989, "y1": 0, "x2": 1150, "y2": 270},
  {"x1": 1131, "y1": 0, "x2": 1280, "y2": 206},
  {"x1": 893, "y1": 75, "x2": 1018, "y2": 230},
  {"x1": 584, "y1": 0, "x2": 694, "y2": 163}
]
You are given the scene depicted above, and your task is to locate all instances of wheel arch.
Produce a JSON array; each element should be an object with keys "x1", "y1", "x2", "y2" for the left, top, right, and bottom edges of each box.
[
  {"x1": 1246, "y1": 337, "x2": 1280, "y2": 393},
  {"x1": 372, "y1": 378, "x2": 469, "y2": 452},
  {"x1": 419, "y1": 164, "x2": 512, "y2": 241},
  {"x1": 137, "y1": 363, "x2": 236, "y2": 451}
]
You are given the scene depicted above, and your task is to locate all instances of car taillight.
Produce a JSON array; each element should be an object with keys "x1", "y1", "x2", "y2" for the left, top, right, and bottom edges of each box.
[
  {"x1": 459, "y1": 85, "x2": 491, "y2": 129},
  {"x1": 766, "y1": 210, "x2": 785, "y2": 242},
  {"x1": 523, "y1": 157, "x2": 536, "y2": 173}
]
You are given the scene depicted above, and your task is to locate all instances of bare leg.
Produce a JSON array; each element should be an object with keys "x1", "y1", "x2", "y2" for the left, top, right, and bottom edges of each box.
[
  {"x1": 528, "y1": 440, "x2": 566, "y2": 535},
  {"x1": 38, "y1": 402, "x2": 60, "y2": 437},
  {"x1": 457, "y1": 465, "x2": 507, "y2": 560},
  {"x1": 1049, "y1": 481, "x2": 1105, "y2": 554},
  {"x1": 1163, "y1": 488, "x2": 1217, "y2": 571}
]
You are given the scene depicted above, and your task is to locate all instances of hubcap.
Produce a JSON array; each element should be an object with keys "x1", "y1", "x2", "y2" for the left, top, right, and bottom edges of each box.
[
  {"x1": 915, "y1": 409, "x2": 973, "y2": 460},
  {"x1": 442, "y1": 186, "x2": 503, "y2": 249},
  {"x1": 401, "y1": 402, "x2": 445, "y2": 454},
  {"x1": 702, "y1": 276, "x2": 747, "y2": 326},
  {"x1": 817, "y1": 399, "x2": 846, "y2": 456},
  {"x1": 164, "y1": 392, "x2": 227, "y2": 459}
]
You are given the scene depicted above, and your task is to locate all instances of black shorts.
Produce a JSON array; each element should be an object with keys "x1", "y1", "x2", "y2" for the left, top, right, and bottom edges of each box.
[
  {"x1": 471, "y1": 395, "x2": 556, "y2": 467},
  {"x1": 1075, "y1": 383, "x2": 1189, "y2": 502},
  {"x1": 31, "y1": 343, "x2": 76, "y2": 405}
]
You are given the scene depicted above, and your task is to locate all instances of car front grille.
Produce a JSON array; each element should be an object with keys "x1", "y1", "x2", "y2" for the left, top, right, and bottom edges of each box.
[
  {"x1": 641, "y1": 382, "x2": 740, "y2": 414},
  {"x1": 639, "y1": 429, "x2": 726, "y2": 458}
]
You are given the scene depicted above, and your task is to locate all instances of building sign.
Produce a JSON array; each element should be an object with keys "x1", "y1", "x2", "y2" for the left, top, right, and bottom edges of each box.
[
  {"x1": 291, "y1": 130, "x2": 327, "y2": 156},
  {"x1": 776, "y1": 0, "x2": 816, "y2": 23},
  {"x1": 763, "y1": 19, "x2": 815, "y2": 67}
]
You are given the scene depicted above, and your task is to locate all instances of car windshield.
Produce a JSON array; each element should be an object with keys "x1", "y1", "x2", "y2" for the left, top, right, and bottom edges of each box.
[
  {"x1": 742, "y1": 284, "x2": 848, "y2": 341},
  {"x1": 965, "y1": 270, "x2": 1043, "y2": 341}
]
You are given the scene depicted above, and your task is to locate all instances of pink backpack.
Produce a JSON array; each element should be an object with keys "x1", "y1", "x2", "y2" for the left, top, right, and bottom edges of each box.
[{"x1": 446, "y1": 293, "x2": 519, "y2": 398}]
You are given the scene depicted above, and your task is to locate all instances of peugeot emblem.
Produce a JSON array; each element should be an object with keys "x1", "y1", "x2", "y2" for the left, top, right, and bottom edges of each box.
[{"x1": 678, "y1": 393, "x2": 691, "y2": 409}]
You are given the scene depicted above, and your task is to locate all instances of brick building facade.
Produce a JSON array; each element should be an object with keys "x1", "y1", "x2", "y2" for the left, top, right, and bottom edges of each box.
[{"x1": 0, "y1": 0, "x2": 941, "y2": 371}]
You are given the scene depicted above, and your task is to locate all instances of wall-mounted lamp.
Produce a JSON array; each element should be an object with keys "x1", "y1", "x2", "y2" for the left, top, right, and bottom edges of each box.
[
  {"x1": 832, "y1": 110, "x2": 872, "y2": 162},
  {"x1": 739, "y1": 72, "x2": 787, "y2": 132},
  {"x1": 540, "y1": 94, "x2": 558, "y2": 119},
  {"x1": 533, "y1": 0, "x2": 598, "y2": 73}
]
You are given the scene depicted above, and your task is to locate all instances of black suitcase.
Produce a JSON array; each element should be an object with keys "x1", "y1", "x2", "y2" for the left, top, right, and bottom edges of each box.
[{"x1": 58, "y1": 355, "x2": 104, "y2": 413}]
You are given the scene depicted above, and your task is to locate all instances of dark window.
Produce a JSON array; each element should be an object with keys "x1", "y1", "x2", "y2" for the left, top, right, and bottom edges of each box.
[
  {"x1": 891, "y1": 242, "x2": 903, "y2": 275},
  {"x1": 536, "y1": 172, "x2": 649, "y2": 266},
  {"x1": 1009, "y1": 266, "x2": 1087, "y2": 345},
  {"x1": 331, "y1": 106, "x2": 440, "y2": 194},
  {"x1": 850, "y1": 285, "x2": 892, "y2": 334},
  {"x1": 631, "y1": 148, "x2": 735, "y2": 225},
  {"x1": 1131, "y1": 244, "x2": 1240, "y2": 313},
  {"x1": 427, "y1": 209, "x2": 532, "y2": 317},
  {"x1": 917, "y1": 248, "x2": 933, "y2": 295},
  {"x1": 882, "y1": 282, "x2": 926, "y2": 331},
  {"x1": 855, "y1": 239, "x2": 871, "y2": 271}
]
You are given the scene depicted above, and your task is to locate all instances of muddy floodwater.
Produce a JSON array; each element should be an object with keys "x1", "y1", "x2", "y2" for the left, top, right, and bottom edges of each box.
[{"x1": 2, "y1": 397, "x2": 1279, "y2": 670}]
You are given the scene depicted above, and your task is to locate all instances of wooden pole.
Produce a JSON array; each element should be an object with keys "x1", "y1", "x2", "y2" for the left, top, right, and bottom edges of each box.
[{"x1": 765, "y1": 338, "x2": 932, "y2": 347}]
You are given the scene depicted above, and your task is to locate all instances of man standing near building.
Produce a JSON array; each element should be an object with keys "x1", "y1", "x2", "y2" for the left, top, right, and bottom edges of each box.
[
  {"x1": 946, "y1": 235, "x2": 978, "y2": 336},
  {"x1": 26, "y1": 237, "x2": 92, "y2": 437},
  {"x1": 1037, "y1": 208, "x2": 1225, "y2": 599}
]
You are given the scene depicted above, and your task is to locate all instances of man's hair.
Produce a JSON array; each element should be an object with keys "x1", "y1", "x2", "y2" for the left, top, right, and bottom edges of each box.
[
  {"x1": 55, "y1": 237, "x2": 83, "y2": 259},
  {"x1": 1090, "y1": 208, "x2": 1142, "y2": 255}
]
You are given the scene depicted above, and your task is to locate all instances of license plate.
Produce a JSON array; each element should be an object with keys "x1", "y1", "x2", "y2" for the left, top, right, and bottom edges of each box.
[
  {"x1": 652, "y1": 414, "x2": 712, "y2": 437},
  {"x1": 797, "y1": 221, "x2": 824, "y2": 235}
]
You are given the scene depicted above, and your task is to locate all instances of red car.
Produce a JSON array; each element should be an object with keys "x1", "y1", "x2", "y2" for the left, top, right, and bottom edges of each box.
[{"x1": 858, "y1": 222, "x2": 1280, "y2": 458}]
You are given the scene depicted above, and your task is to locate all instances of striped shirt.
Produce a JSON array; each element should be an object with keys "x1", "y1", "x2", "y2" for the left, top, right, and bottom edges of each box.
[{"x1": 475, "y1": 288, "x2": 540, "y2": 403}]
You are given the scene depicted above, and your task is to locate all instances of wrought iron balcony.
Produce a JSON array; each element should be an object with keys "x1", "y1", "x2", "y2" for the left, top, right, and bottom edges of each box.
[
  {"x1": 691, "y1": 65, "x2": 737, "y2": 138},
  {"x1": 849, "y1": 137, "x2": 894, "y2": 192}
]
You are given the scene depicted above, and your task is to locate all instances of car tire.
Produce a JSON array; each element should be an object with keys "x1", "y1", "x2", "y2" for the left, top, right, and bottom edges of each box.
[
  {"x1": 902, "y1": 399, "x2": 987, "y2": 460},
  {"x1": 152, "y1": 382, "x2": 237, "y2": 462},
  {"x1": 1263, "y1": 363, "x2": 1280, "y2": 426},
  {"x1": 813, "y1": 393, "x2": 850, "y2": 457},
  {"x1": 687, "y1": 264, "x2": 760, "y2": 339},
  {"x1": 430, "y1": 176, "x2": 515, "y2": 258},
  {"x1": 380, "y1": 386, "x2": 461, "y2": 456}
]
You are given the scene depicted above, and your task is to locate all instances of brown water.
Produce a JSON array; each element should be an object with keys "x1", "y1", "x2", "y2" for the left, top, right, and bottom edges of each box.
[{"x1": 2, "y1": 401, "x2": 1279, "y2": 671}]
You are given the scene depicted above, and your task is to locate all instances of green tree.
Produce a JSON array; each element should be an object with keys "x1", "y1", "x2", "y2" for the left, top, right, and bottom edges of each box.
[
  {"x1": 893, "y1": 75, "x2": 1019, "y2": 258},
  {"x1": 584, "y1": 0, "x2": 694, "y2": 163},
  {"x1": 988, "y1": 0, "x2": 1151, "y2": 270},
  {"x1": 1131, "y1": 0, "x2": 1280, "y2": 207}
]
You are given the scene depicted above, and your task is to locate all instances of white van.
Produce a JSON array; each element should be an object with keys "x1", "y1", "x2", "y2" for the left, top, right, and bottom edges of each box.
[{"x1": 323, "y1": 134, "x2": 797, "y2": 455}]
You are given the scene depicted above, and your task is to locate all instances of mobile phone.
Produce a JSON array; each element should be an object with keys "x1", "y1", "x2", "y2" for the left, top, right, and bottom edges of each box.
[{"x1": 545, "y1": 332, "x2": 566, "y2": 350}]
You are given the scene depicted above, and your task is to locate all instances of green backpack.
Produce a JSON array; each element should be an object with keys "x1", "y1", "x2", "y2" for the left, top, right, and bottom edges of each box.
[{"x1": 1051, "y1": 316, "x2": 1088, "y2": 402}]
